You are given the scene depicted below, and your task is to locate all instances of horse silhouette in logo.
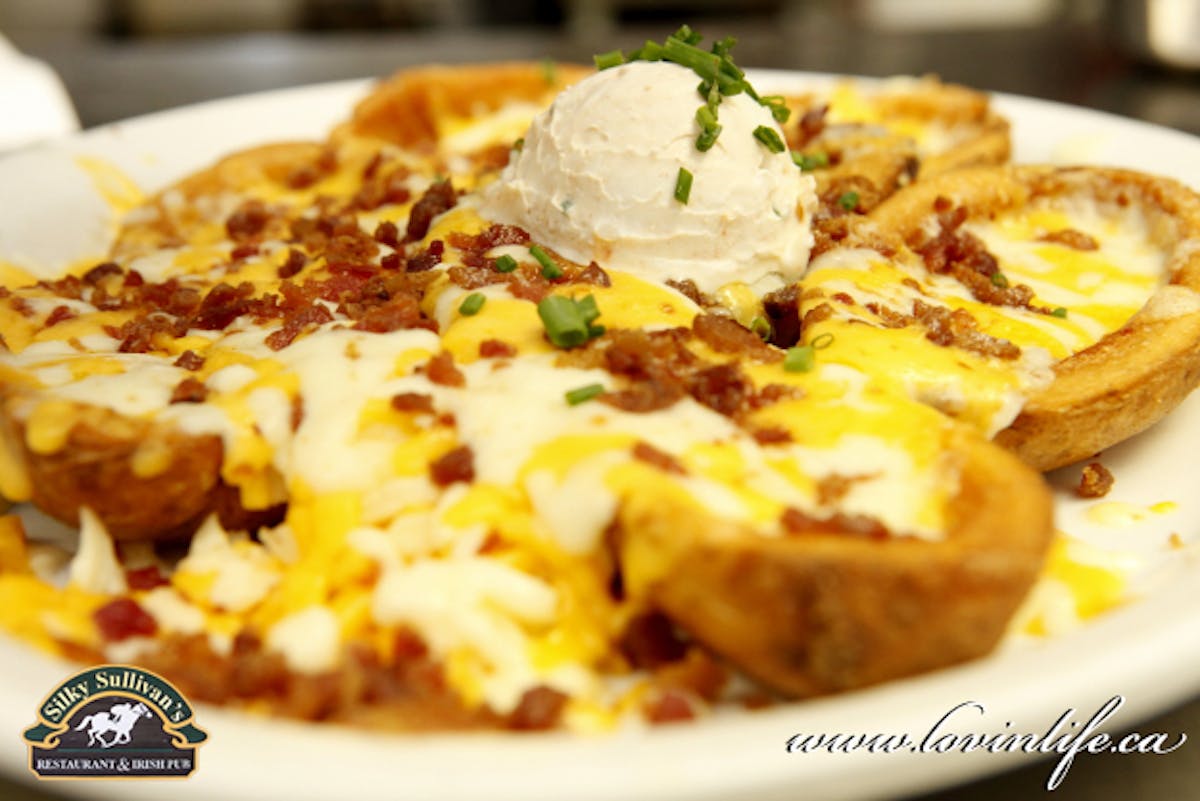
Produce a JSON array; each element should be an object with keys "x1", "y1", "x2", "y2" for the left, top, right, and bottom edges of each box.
[{"x1": 74, "y1": 701, "x2": 153, "y2": 748}]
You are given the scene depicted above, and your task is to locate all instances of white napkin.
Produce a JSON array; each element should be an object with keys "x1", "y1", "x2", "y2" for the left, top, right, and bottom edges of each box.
[{"x1": 0, "y1": 33, "x2": 79, "y2": 151}]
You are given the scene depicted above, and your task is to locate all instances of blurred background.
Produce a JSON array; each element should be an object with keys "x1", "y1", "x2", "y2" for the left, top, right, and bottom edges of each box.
[
  {"x1": 0, "y1": 0, "x2": 1199, "y2": 139},
  {"x1": 0, "y1": 1, "x2": 1199, "y2": 799}
]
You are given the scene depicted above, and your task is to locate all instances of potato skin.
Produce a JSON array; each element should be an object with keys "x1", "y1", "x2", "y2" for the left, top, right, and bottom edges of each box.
[
  {"x1": 869, "y1": 165, "x2": 1200, "y2": 471},
  {"x1": 1, "y1": 394, "x2": 223, "y2": 541},
  {"x1": 616, "y1": 429, "x2": 1053, "y2": 697}
]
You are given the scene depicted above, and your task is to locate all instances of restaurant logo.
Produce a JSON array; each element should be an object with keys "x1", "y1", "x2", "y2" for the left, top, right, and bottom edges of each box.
[{"x1": 23, "y1": 665, "x2": 207, "y2": 779}]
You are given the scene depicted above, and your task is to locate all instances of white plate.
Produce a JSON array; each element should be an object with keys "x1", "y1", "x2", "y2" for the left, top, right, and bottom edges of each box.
[{"x1": 1, "y1": 72, "x2": 1199, "y2": 801}]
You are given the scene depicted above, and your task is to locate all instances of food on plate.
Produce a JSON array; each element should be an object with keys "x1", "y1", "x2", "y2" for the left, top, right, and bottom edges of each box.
[{"x1": 0, "y1": 27, "x2": 1195, "y2": 730}]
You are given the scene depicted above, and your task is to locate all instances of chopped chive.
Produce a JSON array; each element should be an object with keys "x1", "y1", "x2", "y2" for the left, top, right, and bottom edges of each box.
[
  {"x1": 529, "y1": 245, "x2": 562, "y2": 279},
  {"x1": 711, "y1": 35, "x2": 737, "y2": 58},
  {"x1": 837, "y1": 191, "x2": 860, "y2": 212},
  {"x1": 696, "y1": 126, "x2": 722, "y2": 152},
  {"x1": 761, "y1": 95, "x2": 791, "y2": 124},
  {"x1": 1051, "y1": 306, "x2": 1068, "y2": 318},
  {"x1": 458, "y1": 292, "x2": 486, "y2": 316},
  {"x1": 540, "y1": 58, "x2": 557, "y2": 85},
  {"x1": 991, "y1": 272, "x2": 1010, "y2": 289},
  {"x1": 674, "y1": 167, "x2": 694, "y2": 204},
  {"x1": 695, "y1": 105, "x2": 719, "y2": 133},
  {"x1": 632, "y1": 40, "x2": 664, "y2": 61},
  {"x1": 750, "y1": 315, "x2": 772, "y2": 340},
  {"x1": 792, "y1": 150, "x2": 829, "y2": 171},
  {"x1": 493, "y1": 254, "x2": 518, "y2": 273},
  {"x1": 783, "y1": 345, "x2": 816, "y2": 373},
  {"x1": 513, "y1": 137, "x2": 524, "y2": 152},
  {"x1": 671, "y1": 24, "x2": 703, "y2": 46},
  {"x1": 537, "y1": 294, "x2": 603, "y2": 349},
  {"x1": 753, "y1": 126, "x2": 786, "y2": 154},
  {"x1": 594, "y1": 50, "x2": 625, "y2": 70},
  {"x1": 565, "y1": 383, "x2": 606, "y2": 406},
  {"x1": 810, "y1": 332, "x2": 835, "y2": 350}
]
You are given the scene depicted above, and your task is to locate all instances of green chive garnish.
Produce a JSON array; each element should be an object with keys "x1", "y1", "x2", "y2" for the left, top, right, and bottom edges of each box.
[
  {"x1": 750, "y1": 315, "x2": 772, "y2": 340},
  {"x1": 810, "y1": 332, "x2": 835, "y2": 350},
  {"x1": 530, "y1": 245, "x2": 562, "y2": 279},
  {"x1": 696, "y1": 126, "x2": 722, "y2": 152},
  {"x1": 753, "y1": 126, "x2": 786, "y2": 154},
  {"x1": 540, "y1": 58, "x2": 557, "y2": 85},
  {"x1": 783, "y1": 345, "x2": 816, "y2": 373},
  {"x1": 991, "y1": 272, "x2": 1010, "y2": 289},
  {"x1": 565, "y1": 383, "x2": 605, "y2": 406},
  {"x1": 792, "y1": 151, "x2": 829, "y2": 171},
  {"x1": 1051, "y1": 306, "x2": 1068, "y2": 318},
  {"x1": 674, "y1": 167, "x2": 694, "y2": 204},
  {"x1": 837, "y1": 191, "x2": 860, "y2": 212},
  {"x1": 537, "y1": 294, "x2": 604, "y2": 349},
  {"x1": 594, "y1": 50, "x2": 625, "y2": 70},
  {"x1": 458, "y1": 292, "x2": 486, "y2": 316},
  {"x1": 493, "y1": 254, "x2": 518, "y2": 273}
]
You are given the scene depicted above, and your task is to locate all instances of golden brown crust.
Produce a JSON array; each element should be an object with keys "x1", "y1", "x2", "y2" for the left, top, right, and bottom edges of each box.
[
  {"x1": 2, "y1": 394, "x2": 223, "y2": 540},
  {"x1": 333, "y1": 61, "x2": 592, "y2": 150},
  {"x1": 869, "y1": 165, "x2": 1200, "y2": 470},
  {"x1": 616, "y1": 428, "x2": 1053, "y2": 697}
]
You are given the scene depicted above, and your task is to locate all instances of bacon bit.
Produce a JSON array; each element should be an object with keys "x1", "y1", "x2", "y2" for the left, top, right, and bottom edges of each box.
[
  {"x1": 831, "y1": 291, "x2": 855, "y2": 306},
  {"x1": 780, "y1": 507, "x2": 891, "y2": 540},
  {"x1": 751, "y1": 426, "x2": 792, "y2": 445},
  {"x1": 816, "y1": 473, "x2": 875, "y2": 506},
  {"x1": 479, "y1": 339, "x2": 517, "y2": 359},
  {"x1": 801, "y1": 301, "x2": 834, "y2": 330},
  {"x1": 424, "y1": 351, "x2": 465, "y2": 387},
  {"x1": 405, "y1": 180, "x2": 457, "y2": 243},
  {"x1": 230, "y1": 242, "x2": 259, "y2": 260},
  {"x1": 83, "y1": 261, "x2": 123, "y2": 285},
  {"x1": 407, "y1": 240, "x2": 444, "y2": 272},
  {"x1": 374, "y1": 220, "x2": 400, "y2": 248},
  {"x1": 125, "y1": 565, "x2": 169, "y2": 591},
  {"x1": 265, "y1": 303, "x2": 334, "y2": 350},
  {"x1": 619, "y1": 612, "x2": 689, "y2": 668},
  {"x1": 446, "y1": 224, "x2": 530, "y2": 255},
  {"x1": 644, "y1": 689, "x2": 696, "y2": 724},
  {"x1": 115, "y1": 314, "x2": 186, "y2": 354},
  {"x1": 1039, "y1": 228, "x2": 1099, "y2": 251},
  {"x1": 43, "y1": 305, "x2": 76, "y2": 327},
  {"x1": 688, "y1": 362, "x2": 752, "y2": 417},
  {"x1": 390, "y1": 392, "x2": 435, "y2": 414},
  {"x1": 791, "y1": 104, "x2": 828, "y2": 149},
  {"x1": 576, "y1": 261, "x2": 611, "y2": 287},
  {"x1": 192, "y1": 282, "x2": 256, "y2": 330},
  {"x1": 284, "y1": 164, "x2": 320, "y2": 190},
  {"x1": 1077, "y1": 462, "x2": 1115, "y2": 499},
  {"x1": 324, "y1": 233, "x2": 379, "y2": 270},
  {"x1": 665, "y1": 278, "x2": 712, "y2": 307},
  {"x1": 912, "y1": 299, "x2": 1020, "y2": 359},
  {"x1": 762, "y1": 284, "x2": 801, "y2": 348},
  {"x1": 169, "y1": 377, "x2": 208, "y2": 404},
  {"x1": 632, "y1": 441, "x2": 686, "y2": 474},
  {"x1": 225, "y1": 200, "x2": 272, "y2": 242},
  {"x1": 290, "y1": 395, "x2": 305, "y2": 432},
  {"x1": 507, "y1": 686, "x2": 569, "y2": 731},
  {"x1": 9, "y1": 296, "x2": 33, "y2": 318},
  {"x1": 865, "y1": 302, "x2": 912, "y2": 329},
  {"x1": 278, "y1": 248, "x2": 307, "y2": 279},
  {"x1": 93, "y1": 597, "x2": 158, "y2": 642},
  {"x1": 692, "y1": 313, "x2": 782, "y2": 363},
  {"x1": 380, "y1": 252, "x2": 403, "y2": 271},
  {"x1": 429, "y1": 445, "x2": 475, "y2": 486}
]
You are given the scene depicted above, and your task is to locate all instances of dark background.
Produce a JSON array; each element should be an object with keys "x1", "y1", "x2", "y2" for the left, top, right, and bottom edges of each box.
[{"x1": 1, "y1": 0, "x2": 1198, "y2": 799}]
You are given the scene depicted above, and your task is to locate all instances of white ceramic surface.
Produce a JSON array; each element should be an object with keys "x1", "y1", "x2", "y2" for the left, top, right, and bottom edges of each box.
[{"x1": 0, "y1": 72, "x2": 1198, "y2": 801}]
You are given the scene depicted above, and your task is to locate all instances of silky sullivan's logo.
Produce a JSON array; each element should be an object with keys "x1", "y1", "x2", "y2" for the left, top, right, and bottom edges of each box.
[{"x1": 23, "y1": 665, "x2": 207, "y2": 779}]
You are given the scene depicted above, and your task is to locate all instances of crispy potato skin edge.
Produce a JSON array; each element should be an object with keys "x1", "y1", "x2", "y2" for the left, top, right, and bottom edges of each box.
[{"x1": 616, "y1": 429, "x2": 1054, "y2": 698}]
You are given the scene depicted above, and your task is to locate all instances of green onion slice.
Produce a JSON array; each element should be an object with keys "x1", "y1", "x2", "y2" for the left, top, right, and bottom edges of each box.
[
  {"x1": 458, "y1": 293, "x2": 486, "y2": 316},
  {"x1": 991, "y1": 272, "x2": 1010, "y2": 289},
  {"x1": 837, "y1": 191, "x2": 860, "y2": 212},
  {"x1": 565, "y1": 383, "x2": 606, "y2": 406},
  {"x1": 594, "y1": 50, "x2": 625, "y2": 70},
  {"x1": 674, "y1": 167, "x2": 694, "y2": 204},
  {"x1": 753, "y1": 126, "x2": 786, "y2": 154},
  {"x1": 1051, "y1": 306, "x2": 1068, "y2": 318},
  {"x1": 493, "y1": 254, "x2": 518, "y2": 273},
  {"x1": 537, "y1": 294, "x2": 603, "y2": 349},
  {"x1": 530, "y1": 245, "x2": 562, "y2": 279},
  {"x1": 783, "y1": 345, "x2": 816, "y2": 373}
]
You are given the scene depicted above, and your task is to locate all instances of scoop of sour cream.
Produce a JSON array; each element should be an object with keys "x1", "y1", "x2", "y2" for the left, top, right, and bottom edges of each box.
[{"x1": 481, "y1": 60, "x2": 817, "y2": 294}]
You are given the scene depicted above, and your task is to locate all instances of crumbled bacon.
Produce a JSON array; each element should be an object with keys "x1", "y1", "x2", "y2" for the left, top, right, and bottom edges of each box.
[
  {"x1": 632, "y1": 441, "x2": 685, "y2": 474},
  {"x1": 374, "y1": 220, "x2": 400, "y2": 248},
  {"x1": 620, "y1": 612, "x2": 689, "y2": 668},
  {"x1": 1077, "y1": 462, "x2": 1115, "y2": 498},
  {"x1": 478, "y1": 339, "x2": 516, "y2": 359},
  {"x1": 751, "y1": 426, "x2": 793, "y2": 445},
  {"x1": 225, "y1": 200, "x2": 272, "y2": 242},
  {"x1": 1039, "y1": 228, "x2": 1099, "y2": 251},
  {"x1": 390, "y1": 392, "x2": 435, "y2": 414},
  {"x1": 691, "y1": 313, "x2": 782, "y2": 363},
  {"x1": 791, "y1": 104, "x2": 828, "y2": 149},
  {"x1": 265, "y1": 303, "x2": 333, "y2": 350},
  {"x1": 93, "y1": 597, "x2": 158, "y2": 642},
  {"x1": 780, "y1": 507, "x2": 891, "y2": 540},
  {"x1": 173, "y1": 349, "x2": 205, "y2": 371},
  {"x1": 43, "y1": 305, "x2": 76, "y2": 327},
  {"x1": 191, "y1": 282, "x2": 256, "y2": 330},
  {"x1": 278, "y1": 248, "x2": 307, "y2": 279},
  {"x1": 429, "y1": 445, "x2": 475, "y2": 486},
  {"x1": 665, "y1": 278, "x2": 712, "y2": 307},
  {"x1": 912, "y1": 299, "x2": 1020, "y2": 359},
  {"x1": 424, "y1": 351, "x2": 465, "y2": 387},
  {"x1": 507, "y1": 686, "x2": 568, "y2": 731},
  {"x1": 406, "y1": 240, "x2": 443, "y2": 272},
  {"x1": 576, "y1": 261, "x2": 611, "y2": 287},
  {"x1": 762, "y1": 284, "x2": 801, "y2": 348},
  {"x1": 170, "y1": 377, "x2": 208, "y2": 404},
  {"x1": 644, "y1": 689, "x2": 696, "y2": 724},
  {"x1": 82, "y1": 261, "x2": 123, "y2": 285},
  {"x1": 125, "y1": 565, "x2": 169, "y2": 591},
  {"x1": 405, "y1": 180, "x2": 457, "y2": 243}
]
